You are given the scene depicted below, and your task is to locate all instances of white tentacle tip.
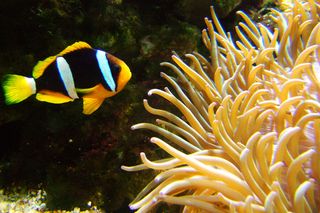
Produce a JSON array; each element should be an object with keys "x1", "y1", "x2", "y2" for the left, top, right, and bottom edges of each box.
[{"x1": 131, "y1": 125, "x2": 138, "y2": 130}]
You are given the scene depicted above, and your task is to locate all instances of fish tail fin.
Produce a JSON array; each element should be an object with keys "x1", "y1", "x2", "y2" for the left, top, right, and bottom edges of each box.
[{"x1": 2, "y1": 74, "x2": 36, "y2": 105}]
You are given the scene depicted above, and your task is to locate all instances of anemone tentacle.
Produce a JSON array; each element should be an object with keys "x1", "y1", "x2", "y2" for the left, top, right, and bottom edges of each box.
[{"x1": 123, "y1": 0, "x2": 320, "y2": 212}]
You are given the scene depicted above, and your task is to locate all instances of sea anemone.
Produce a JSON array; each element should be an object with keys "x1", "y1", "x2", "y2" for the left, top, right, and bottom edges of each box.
[{"x1": 122, "y1": 0, "x2": 320, "y2": 212}]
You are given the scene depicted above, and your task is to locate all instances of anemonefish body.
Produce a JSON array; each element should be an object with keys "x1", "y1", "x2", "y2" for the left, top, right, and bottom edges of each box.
[{"x1": 2, "y1": 41, "x2": 131, "y2": 114}]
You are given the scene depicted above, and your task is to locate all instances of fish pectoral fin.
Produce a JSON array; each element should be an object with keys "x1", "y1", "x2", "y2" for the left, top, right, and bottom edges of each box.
[
  {"x1": 77, "y1": 84, "x2": 114, "y2": 98},
  {"x1": 32, "y1": 56, "x2": 56, "y2": 79},
  {"x1": 75, "y1": 86, "x2": 99, "y2": 94},
  {"x1": 59, "y1": 41, "x2": 92, "y2": 56},
  {"x1": 36, "y1": 90, "x2": 73, "y2": 104},
  {"x1": 82, "y1": 96, "x2": 104, "y2": 115}
]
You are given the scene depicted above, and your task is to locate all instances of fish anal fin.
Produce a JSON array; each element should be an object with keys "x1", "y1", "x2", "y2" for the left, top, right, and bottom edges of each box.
[
  {"x1": 59, "y1": 41, "x2": 92, "y2": 56},
  {"x1": 82, "y1": 95, "x2": 104, "y2": 115},
  {"x1": 36, "y1": 90, "x2": 73, "y2": 104},
  {"x1": 32, "y1": 56, "x2": 56, "y2": 79}
]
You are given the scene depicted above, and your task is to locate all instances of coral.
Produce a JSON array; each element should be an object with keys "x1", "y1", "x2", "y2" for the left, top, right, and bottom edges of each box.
[
  {"x1": 0, "y1": 188, "x2": 102, "y2": 212},
  {"x1": 123, "y1": 0, "x2": 320, "y2": 212},
  {"x1": 0, "y1": 189, "x2": 46, "y2": 212}
]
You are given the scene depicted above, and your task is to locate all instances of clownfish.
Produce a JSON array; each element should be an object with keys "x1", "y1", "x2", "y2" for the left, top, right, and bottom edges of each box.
[{"x1": 2, "y1": 41, "x2": 131, "y2": 115}]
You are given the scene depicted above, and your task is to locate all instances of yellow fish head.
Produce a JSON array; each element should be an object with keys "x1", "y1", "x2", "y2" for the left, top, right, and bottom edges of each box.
[{"x1": 107, "y1": 53, "x2": 132, "y2": 93}]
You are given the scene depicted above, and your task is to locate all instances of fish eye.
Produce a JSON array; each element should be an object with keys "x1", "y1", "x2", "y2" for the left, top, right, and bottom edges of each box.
[{"x1": 110, "y1": 63, "x2": 120, "y2": 74}]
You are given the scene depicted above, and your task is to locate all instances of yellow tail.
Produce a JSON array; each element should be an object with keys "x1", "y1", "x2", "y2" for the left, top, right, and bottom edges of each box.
[{"x1": 2, "y1": 74, "x2": 36, "y2": 105}]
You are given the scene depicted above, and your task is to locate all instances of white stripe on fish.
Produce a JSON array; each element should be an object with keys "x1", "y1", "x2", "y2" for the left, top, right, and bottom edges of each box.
[
  {"x1": 56, "y1": 56, "x2": 79, "y2": 99},
  {"x1": 96, "y1": 50, "x2": 116, "y2": 92}
]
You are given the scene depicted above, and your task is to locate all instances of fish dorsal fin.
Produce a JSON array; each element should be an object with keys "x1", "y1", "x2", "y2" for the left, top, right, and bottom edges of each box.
[
  {"x1": 32, "y1": 56, "x2": 56, "y2": 79},
  {"x1": 32, "y1": 41, "x2": 92, "y2": 79},
  {"x1": 58, "y1": 41, "x2": 92, "y2": 56}
]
